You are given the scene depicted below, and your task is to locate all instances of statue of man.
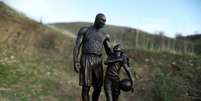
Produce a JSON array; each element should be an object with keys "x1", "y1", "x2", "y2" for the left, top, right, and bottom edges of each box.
[{"x1": 73, "y1": 13, "x2": 113, "y2": 101}]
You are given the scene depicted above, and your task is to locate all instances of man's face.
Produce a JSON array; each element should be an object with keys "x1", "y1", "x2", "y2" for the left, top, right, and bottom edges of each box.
[{"x1": 95, "y1": 15, "x2": 106, "y2": 29}]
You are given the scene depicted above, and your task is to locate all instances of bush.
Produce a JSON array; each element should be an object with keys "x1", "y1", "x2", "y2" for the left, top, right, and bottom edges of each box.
[{"x1": 152, "y1": 68, "x2": 185, "y2": 101}]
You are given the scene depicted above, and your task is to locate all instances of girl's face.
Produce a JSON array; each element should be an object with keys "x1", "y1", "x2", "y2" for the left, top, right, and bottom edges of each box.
[{"x1": 115, "y1": 51, "x2": 121, "y2": 56}]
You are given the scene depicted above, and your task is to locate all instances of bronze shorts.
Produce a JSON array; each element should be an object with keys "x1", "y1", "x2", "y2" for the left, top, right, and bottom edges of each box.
[{"x1": 79, "y1": 54, "x2": 103, "y2": 87}]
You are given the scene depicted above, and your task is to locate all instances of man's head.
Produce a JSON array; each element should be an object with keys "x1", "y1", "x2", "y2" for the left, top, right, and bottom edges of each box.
[{"x1": 94, "y1": 13, "x2": 106, "y2": 29}]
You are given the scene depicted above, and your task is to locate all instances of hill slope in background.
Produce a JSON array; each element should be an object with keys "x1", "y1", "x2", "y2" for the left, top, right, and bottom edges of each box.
[
  {"x1": 1, "y1": 2, "x2": 201, "y2": 101},
  {"x1": 177, "y1": 34, "x2": 201, "y2": 54},
  {"x1": 50, "y1": 22, "x2": 195, "y2": 55}
]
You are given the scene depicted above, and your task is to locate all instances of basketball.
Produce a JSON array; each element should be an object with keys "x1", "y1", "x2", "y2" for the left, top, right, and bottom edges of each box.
[{"x1": 119, "y1": 79, "x2": 132, "y2": 92}]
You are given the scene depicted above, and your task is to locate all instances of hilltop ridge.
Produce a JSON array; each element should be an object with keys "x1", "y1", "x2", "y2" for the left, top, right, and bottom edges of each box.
[{"x1": 50, "y1": 22, "x2": 195, "y2": 55}]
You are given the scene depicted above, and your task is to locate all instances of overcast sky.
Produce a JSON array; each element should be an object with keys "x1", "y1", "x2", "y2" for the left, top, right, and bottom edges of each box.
[{"x1": 3, "y1": 0, "x2": 201, "y2": 37}]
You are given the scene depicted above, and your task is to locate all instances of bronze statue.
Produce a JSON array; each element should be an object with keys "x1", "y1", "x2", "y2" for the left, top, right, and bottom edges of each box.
[
  {"x1": 104, "y1": 44, "x2": 134, "y2": 101},
  {"x1": 73, "y1": 13, "x2": 113, "y2": 101}
]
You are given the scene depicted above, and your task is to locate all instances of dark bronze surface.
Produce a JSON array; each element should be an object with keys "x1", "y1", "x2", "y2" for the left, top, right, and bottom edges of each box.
[
  {"x1": 73, "y1": 13, "x2": 113, "y2": 101},
  {"x1": 104, "y1": 44, "x2": 134, "y2": 101}
]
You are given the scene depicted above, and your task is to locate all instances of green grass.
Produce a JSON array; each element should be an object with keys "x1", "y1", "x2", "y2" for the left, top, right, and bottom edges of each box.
[{"x1": 0, "y1": 44, "x2": 79, "y2": 100}]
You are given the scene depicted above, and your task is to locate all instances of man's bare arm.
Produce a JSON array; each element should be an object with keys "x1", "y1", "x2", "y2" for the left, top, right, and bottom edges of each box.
[
  {"x1": 103, "y1": 34, "x2": 113, "y2": 56},
  {"x1": 73, "y1": 27, "x2": 87, "y2": 72}
]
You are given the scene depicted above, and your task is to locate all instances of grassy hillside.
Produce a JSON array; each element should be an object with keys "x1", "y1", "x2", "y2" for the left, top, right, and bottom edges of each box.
[
  {"x1": 0, "y1": 2, "x2": 80, "y2": 101},
  {"x1": 1, "y1": 1, "x2": 201, "y2": 101}
]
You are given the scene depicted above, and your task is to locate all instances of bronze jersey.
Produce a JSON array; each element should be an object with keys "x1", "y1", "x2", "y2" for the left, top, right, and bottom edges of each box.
[
  {"x1": 105, "y1": 53, "x2": 129, "y2": 80},
  {"x1": 82, "y1": 26, "x2": 108, "y2": 56}
]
